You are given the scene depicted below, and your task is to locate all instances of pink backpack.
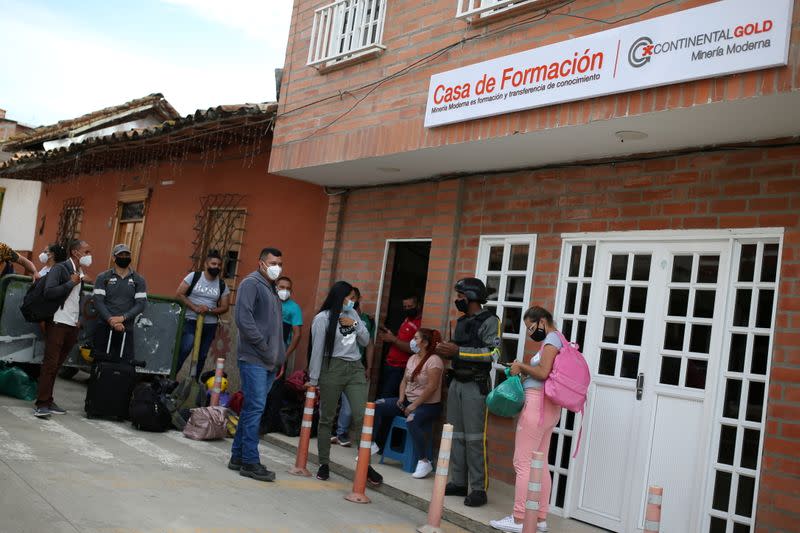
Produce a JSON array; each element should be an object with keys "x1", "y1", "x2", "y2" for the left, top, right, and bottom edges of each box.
[{"x1": 540, "y1": 331, "x2": 591, "y2": 457}]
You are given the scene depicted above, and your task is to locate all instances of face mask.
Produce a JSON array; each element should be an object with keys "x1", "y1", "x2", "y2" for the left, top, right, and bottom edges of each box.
[
  {"x1": 264, "y1": 264, "x2": 282, "y2": 280},
  {"x1": 529, "y1": 323, "x2": 547, "y2": 342},
  {"x1": 115, "y1": 257, "x2": 132, "y2": 269},
  {"x1": 455, "y1": 299, "x2": 469, "y2": 313},
  {"x1": 409, "y1": 338, "x2": 421, "y2": 354},
  {"x1": 38, "y1": 252, "x2": 49, "y2": 264},
  {"x1": 343, "y1": 299, "x2": 355, "y2": 311},
  {"x1": 79, "y1": 255, "x2": 92, "y2": 268},
  {"x1": 207, "y1": 267, "x2": 221, "y2": 278},
  {"x1": 277, "y1": 289, "x2": 290, "y2": 301},
  {"x1": 404, "y1": 307, "x2": 418, "y2": 319}
]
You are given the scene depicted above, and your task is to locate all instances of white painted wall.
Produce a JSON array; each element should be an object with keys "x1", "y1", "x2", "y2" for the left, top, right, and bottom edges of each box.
[{"x1": 0, "y1": 178, "x2": 42, "y2": 251}]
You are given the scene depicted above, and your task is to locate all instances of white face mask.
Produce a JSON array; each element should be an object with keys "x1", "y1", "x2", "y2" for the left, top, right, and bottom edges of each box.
[
  {"x1": 79, "y1": 254, "x2": 92, "y2": 268},
  {"x1": 277, "y1": 289, "x2": 290, "y2": 301},
  {"x1": 262, "y1": 262, "x2": 282, "y2": 280},
  {"x1": 38, "y1": 252, "x2": 49, "y2": 264},
  {"x1": 410, "y1": 338, "x2": 421, "y2": 354}
]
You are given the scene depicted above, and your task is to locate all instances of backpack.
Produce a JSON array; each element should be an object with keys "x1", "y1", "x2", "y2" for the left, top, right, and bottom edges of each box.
[
  {"x1": 129, "y1": 380, "x2": 175, "y2": 432},
  {"x1": 186, "y1": 271, "x2": 226, "y2": 301},
  {"x1": 19, "y1": 273, "x2": 69, "y2": 323},
  {"x1": 541, "y1": 331, "x2": 591, "y2": 457}
]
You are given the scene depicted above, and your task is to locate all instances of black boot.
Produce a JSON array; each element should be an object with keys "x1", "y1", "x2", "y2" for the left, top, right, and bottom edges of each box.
[
  {"x1": 464, "y1": 490, "x2": 487, "y2": 507},
  {"x1": 239, "y1": 463, "x2": 276, "y2": 482},
  {"x1": 444, "y1": 482, "x2": 468, "y2": 497}
]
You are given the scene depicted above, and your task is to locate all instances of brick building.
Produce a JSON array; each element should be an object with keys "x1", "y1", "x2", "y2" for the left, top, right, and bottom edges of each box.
[{"x1": 270, "y1": 0, "x2": 800, "y2": 531}]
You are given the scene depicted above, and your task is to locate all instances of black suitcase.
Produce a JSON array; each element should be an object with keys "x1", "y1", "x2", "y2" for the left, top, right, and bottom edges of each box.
[{"x1": 85, "y1": 331, "x2": 136, "y2": 420}]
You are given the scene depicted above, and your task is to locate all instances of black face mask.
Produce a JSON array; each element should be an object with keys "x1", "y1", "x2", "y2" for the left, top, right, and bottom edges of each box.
[
  {"x1": 455, "y1": 299, "x2": 469, "y2": 313},
  {"x1": 404, "y1": 307, "x2": 418, "y2": 318},
  {"x1": 529, "y1": 323, "x2": 547, "y2": 342},
  {"x1": 207, "y1": 267, "x2": 221, "y2": 278},
  {"x1": 115, "y1": 257, "x2": 132, "y2": 269}
]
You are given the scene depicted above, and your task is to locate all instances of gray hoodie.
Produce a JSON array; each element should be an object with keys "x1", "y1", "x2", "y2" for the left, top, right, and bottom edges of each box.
[
  {"x1": 308, "y1": 308, "x2": 369, "y2": 386},
  {"x1": 235, "y1": 271, "x2": 285, "y2": 371}
]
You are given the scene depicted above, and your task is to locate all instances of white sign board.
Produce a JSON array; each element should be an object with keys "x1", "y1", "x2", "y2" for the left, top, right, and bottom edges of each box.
[{"x1": 424, "y1": 0, "x2": 793, "y2": 127}]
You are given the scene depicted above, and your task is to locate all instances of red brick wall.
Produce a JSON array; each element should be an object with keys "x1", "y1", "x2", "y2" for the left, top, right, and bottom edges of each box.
[
  {"x1": 323, "y1": 144, "x2": 800, "y2": 529},
  {"x1": 271, "y1": 0, "x2": 800, "y2": 173}
]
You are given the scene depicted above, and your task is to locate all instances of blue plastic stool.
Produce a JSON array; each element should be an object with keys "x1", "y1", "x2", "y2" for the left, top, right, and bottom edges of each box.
[{"x1": 379, "y1": 415, "x2": 433, "y2": 473}]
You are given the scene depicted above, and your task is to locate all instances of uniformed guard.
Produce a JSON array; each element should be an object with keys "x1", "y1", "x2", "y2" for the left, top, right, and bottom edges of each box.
[{"x1": 435, "y1": 277, "x2": 501, "y2": 508}]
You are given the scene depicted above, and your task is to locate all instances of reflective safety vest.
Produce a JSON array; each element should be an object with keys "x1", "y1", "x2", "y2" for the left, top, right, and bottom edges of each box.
[{"x1": 452, "y1": 309, "x2": 500, "y2": 375}]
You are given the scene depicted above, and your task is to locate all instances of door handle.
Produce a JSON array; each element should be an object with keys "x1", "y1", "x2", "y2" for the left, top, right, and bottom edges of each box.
[{"x1": 636, "y1": 373, "x2": 644, "y2": 401}]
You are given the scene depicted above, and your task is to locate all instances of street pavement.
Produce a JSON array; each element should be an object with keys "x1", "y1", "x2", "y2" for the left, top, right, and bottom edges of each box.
[{"x1": 0, "y1": 375, "x2": 467, "y2": 533}]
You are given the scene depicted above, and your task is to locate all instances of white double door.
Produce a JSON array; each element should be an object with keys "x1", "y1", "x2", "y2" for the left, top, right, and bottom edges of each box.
[{"x1": 570, "y1": 240, "x2": 731, "y2": 532}]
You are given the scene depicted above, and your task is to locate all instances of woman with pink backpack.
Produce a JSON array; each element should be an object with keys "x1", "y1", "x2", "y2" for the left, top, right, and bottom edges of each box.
[{"x1": 490, "y1": 306, "x2": 566, "y2": 533}]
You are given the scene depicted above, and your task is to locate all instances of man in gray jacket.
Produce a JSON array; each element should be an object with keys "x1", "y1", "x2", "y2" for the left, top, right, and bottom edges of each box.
[{"x1": 228, "y1": 247, "x2": 286, "y2": 482}]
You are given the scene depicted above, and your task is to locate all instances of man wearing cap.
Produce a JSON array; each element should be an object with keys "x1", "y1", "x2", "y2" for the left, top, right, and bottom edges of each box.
[
  {"x1": 92, "y1": 244, "x2": 148, "y2": 359},
  {"x1": 435, "y1": 277, "x2": 502, "y2": 508}
]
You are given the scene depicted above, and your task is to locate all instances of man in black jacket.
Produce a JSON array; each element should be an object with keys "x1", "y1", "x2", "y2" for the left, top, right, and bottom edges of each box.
[{"x1": 35, "y1": 240, "x2": 93, "y2": 418}]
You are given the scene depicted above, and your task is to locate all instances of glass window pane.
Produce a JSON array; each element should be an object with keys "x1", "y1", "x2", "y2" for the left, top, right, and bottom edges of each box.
[
  {"x1": 718, "y1": 425, "x2": 737, "y2": 465},
  {"x1": 739, "y1": 243, "x2": 757, "y2": 282},
  {"x1": 603, "y1": 317, "x2": 621, "y2": 343},
  {"x1": 751, "y1": 335, "x2": 770, "y2": 375},
  {"x1": 502, "y1": 306, "x2": 522, "y2": 334},
  {"x1": 660, "y1": 356, "x2": 681, "y2": 385},
  {"x1": 664, "y1": 323, "x2": 685, "y2": 351},
  {"x1": 756, "y1": 289, "x2": 775, "y2": 328},
  {"x1": 556, "y1": 474, "x2": 568, "y2": 509},
  {"x1": 693, "y1": 290, "x2": 716, "y2": 319},
  {"x1": 685, "y1": 359, "x2": 708, "y2": 389},
  {"x1": 733, "y1": 523, "x2": 750, "y2": 533},
  {"x1": 486, "y1": 276, "x2": 501, "y2": 301},
  {"x1": 562, "y1": 320, "x2": 573, "y2": 341},
  {"x1": 564, "y1": 283, "x2": 577, "y2": 314},
  {"x1": 569, "y1": 246, "x2": 582, "y2": 277},
  {"x1": 548, "y1": 433, "x2": 558, "y2": 465},
  {"x1": 610, "y1": 255, "x2": 628, "y2": 280},
  {"x1": 620, "y1": 351, "x2": 639, "y2": 379},
  {"x1": 560, "y1": 435, "x2": 572, "y2": 469},
  {"x1": 697, "y1": 255, "x2": 720, "y2": 283},
  {"x1": 599, "y1": 349, "x2": 616, "y2": 375},
  {"x1": 736, "y1": 475, "x2": 755, "y2": 517},
  {"x1": 580, "y1": 283, "x2": 591, "y2": 315},
  {"x1": 672, "y1": 255, "x2": 693, "y2": 283},
  {"x1": 745, "y1": 381, "x2": 765, "y2": 423},
  {"x1": 585, "y1": 245, "x2": 596, "y2": 277},
  {"x1": 668, "y1": 289, "x2": 689, "y2": 317},
  {"x1": 632, "y1": 255, "x2": 651, "y2": 281},
  {"x1": 501, "y1": 338, "x2": 519, "y2": 363},
  {"x1": 723, "y1": 379, "x2": 743, "y2": 419},
  {"x1": 733, "y1": 289, "x2": 752, "y2": 327},
  {"x1": 729, "y1": 334, "x2": 747, "y2": 372},
  {"x1": 606, "y1": 286, "x2": 624, "y2": 312},
  {"x1": 625, "y1": 319, "x2": 644, "y2": 346},
  {"x1": 761, "y1": 243, "x2": 779, "y2": 282},
  {"x1": 121, "y1": 201, "x2": 144, "y2": 220},
  {"x1": 488, "y1": 246, "x2": 503, "y2": 271},
  {"x1": 741, "y1": 428, "x2": 760, "y2": 470},
  {"x1": 628, "y1": 287, "x2": 647, "y2": 313},
  {"x1": 510, "y1": 244, "x2": 529, "y2": 271},
  {"x1": 576, "y1": 321, "x2": 586, "y2": 350},
  {"x1": 712, "y1": 470, "x2": 732, "y2": 512},
  {"x1": 709, "y1": 517, "x2": 727, "y2": 533},
  {"x1": 505, "y1": 276, "x2": 526, "y2": 302},
  {"x1": 565, "y1": 410, "x2": 575, "y2": 431},
  {"x1": 690, "y1": 324, "x2": 712, "y2": 354}
]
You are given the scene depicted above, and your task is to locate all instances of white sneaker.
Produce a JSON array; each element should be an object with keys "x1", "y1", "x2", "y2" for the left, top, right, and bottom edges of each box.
[
  {"x1": 370, "y1": 442, "x2": 380, "y2": 455},
  {"x1": 489, "y1": 516, "x2": 522, "y2": 533},
  {"x1": 537, "y1": 521, "x2": 549, "y2": 532},
  {"x1": 412, "y1": 460, "x2": 433, "y2": 479}
]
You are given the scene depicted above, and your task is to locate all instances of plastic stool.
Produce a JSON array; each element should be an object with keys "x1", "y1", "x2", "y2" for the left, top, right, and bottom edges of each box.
[{"x1": 380, "y1": 416, "x2": 433, "y2": 473}]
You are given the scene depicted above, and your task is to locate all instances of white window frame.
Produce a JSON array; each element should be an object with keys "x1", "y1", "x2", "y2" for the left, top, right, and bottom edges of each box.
[
  {"x1": 307, "y1": 0, "x2": 387, "y2": 69},
  {"x1": 475, "y1": 234, "x2": 537, "y2": 372},
  {"x1": 456, "y1": 0, "x2": 545, "y2": 21}
]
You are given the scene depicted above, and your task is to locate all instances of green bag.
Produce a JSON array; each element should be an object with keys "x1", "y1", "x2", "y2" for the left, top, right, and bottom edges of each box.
[
  {"x1": 0, "y1": 364, "x2": 37, "y2": 401},
  {"x1": 486, "y1": 368, "x2": 524, "y2": 418}
]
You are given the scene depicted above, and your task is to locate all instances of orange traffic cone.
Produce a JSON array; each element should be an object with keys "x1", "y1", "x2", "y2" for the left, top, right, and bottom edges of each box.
[
  {"x1": 345, "y1": 401, "x2": 376, "y2": 504},
  {"x1": 417, "y1": 423, "x2": 454, "y2": 533},
  {"x1": 288, "y1": 387, "x2": 317, "y2": 477},
  {"x1": 644, "y1": 486, "x2": 663, "y2": 533},
  {"x1": 521, "y1": 451, "x2": 545, "y2": 533}
]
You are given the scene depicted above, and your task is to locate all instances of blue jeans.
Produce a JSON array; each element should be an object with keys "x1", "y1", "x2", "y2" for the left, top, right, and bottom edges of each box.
[
  {"x1": 378, "y1": 364, "x2": 406, "y2": 399},
  {"x1": 231, "y1": 361, "x2": 275, "y2": 465},
  {"x1": 375, "y1": 397, "x2": 442, "y2": 461},
  {"x1": 336, "y1": 393, "x2": 352, "y2": 439},
  {"x1": 177, "y1": 320, "x2": 218, "y2": 379}
]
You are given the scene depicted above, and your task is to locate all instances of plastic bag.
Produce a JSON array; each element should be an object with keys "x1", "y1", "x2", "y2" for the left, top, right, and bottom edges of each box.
[
  {"x1": 0, "y1": 364, "x2": 37, "y2": 401},
  {"x1": 183, "y1": 406, "x2": 227, "y2": 441},
  {"x1": 486, "y1": 368, "x2": 524, "y2": 418}
]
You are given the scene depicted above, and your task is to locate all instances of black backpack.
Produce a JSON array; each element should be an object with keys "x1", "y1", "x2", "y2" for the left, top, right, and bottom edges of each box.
[
  {"x1": 19, "y1": 274, "x2": 67, "y2": 323},
  {"x1": 186, "y1": 271, "x2": 226, "y2": 301},
  {"x1": 129, "y1": 379, "x2": 176, "y2": 432}
]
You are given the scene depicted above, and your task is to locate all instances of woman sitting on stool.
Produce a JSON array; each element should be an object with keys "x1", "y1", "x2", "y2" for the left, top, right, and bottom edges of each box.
[{"x1": 374, "y1": 328, "x2": 444, "y2": 479}]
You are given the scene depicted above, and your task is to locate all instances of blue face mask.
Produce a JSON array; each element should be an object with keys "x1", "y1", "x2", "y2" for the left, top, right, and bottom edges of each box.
[{"x1": 343, "y1": 299, "x2": 355, "y2": 311}]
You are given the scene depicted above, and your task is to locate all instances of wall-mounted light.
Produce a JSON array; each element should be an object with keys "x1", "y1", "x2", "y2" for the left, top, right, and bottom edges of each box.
[{"x1": 615, "y1": 130, "x2": 648, "y2": 143}]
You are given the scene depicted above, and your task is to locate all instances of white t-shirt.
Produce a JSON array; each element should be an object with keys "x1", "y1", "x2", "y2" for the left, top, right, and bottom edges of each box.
[
  {"x1": 183, "y1": 272, "x2": 230, "y2": 324},
  {"x1": 53, "y1": 259, "x2": 83, "y2": 327}
]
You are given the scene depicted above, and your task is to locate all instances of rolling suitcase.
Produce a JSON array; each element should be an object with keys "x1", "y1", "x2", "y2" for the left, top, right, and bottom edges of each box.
[{"x1": 85, "y1": 330, "x2": 136, "y2": 420}]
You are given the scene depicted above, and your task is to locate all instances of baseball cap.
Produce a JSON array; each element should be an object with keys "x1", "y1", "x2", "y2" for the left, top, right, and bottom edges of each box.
[{"x1": 112, "y1": 244, "x2": 131, "y2": 256}]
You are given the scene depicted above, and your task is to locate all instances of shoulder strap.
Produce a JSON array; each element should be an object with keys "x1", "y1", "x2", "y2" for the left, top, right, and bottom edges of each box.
[
  {"x1": 217, "y1": 278, "x2": 225, "y2": 304},
  {"x1": 186, "y1": 271, "x2": 202, "y2": 298}
]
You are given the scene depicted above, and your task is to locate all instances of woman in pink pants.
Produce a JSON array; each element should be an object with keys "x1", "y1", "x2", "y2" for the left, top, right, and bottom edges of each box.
[{"x1": 490, "y1": 306, "x2": 562, "y2": 533}]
